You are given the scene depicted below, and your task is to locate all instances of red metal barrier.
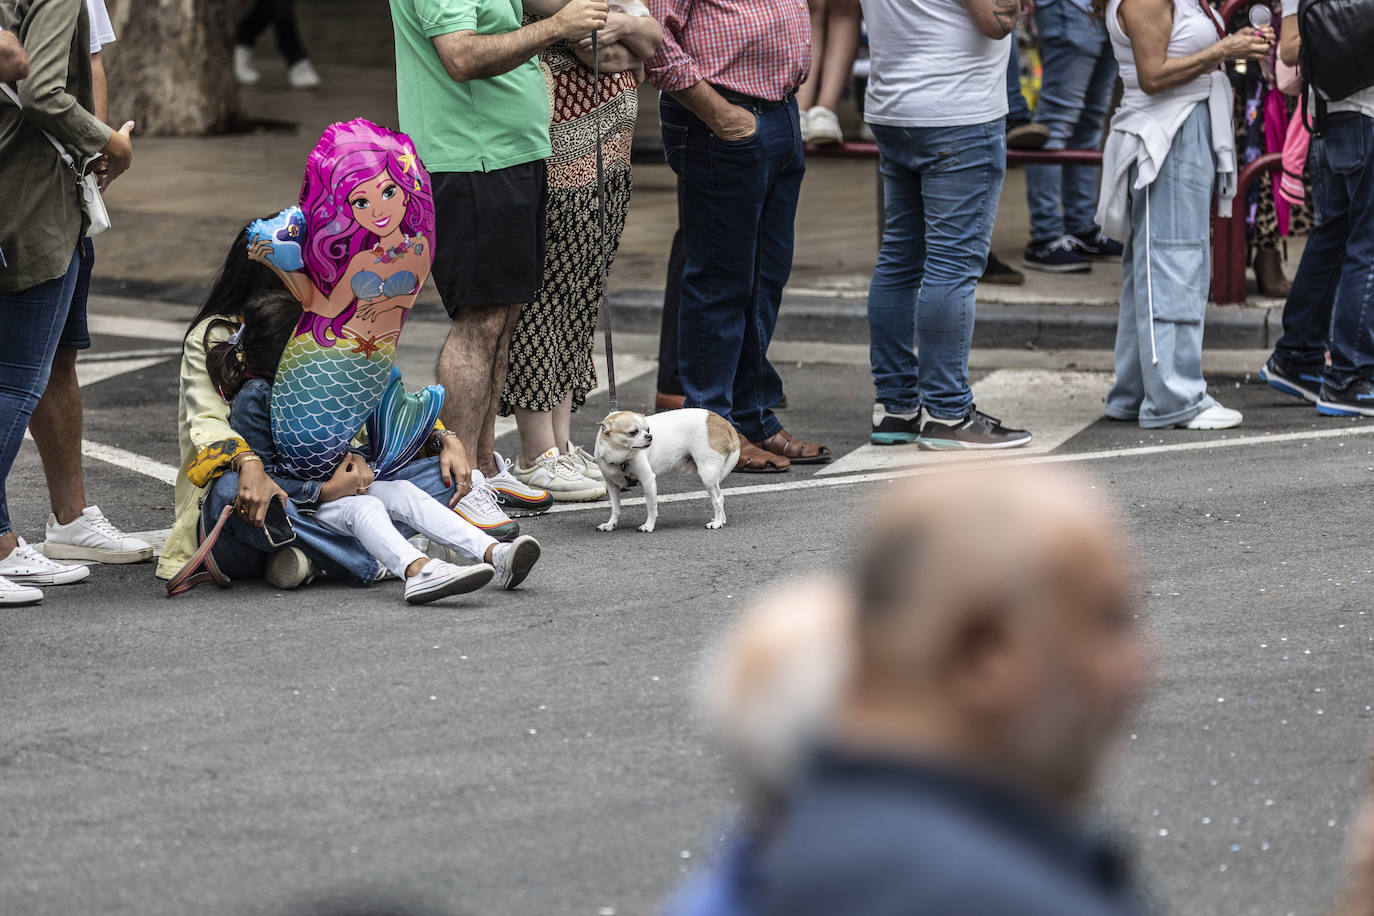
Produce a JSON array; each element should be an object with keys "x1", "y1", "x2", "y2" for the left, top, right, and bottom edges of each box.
[{"x1": 1211, "y1": 152, "x2": 1284, "y2": 305}]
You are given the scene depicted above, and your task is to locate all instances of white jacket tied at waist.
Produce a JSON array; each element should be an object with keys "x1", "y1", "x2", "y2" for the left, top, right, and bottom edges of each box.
[{"x1": 1095, "y1": 69, "x2": 1236, "y2": 243}]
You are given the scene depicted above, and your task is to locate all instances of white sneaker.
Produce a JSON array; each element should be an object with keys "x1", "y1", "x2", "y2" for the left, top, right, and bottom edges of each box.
[
  {"x1": 805, "y1": 106, "x2": 843, "y2": 145},
  {"x1": 563, "y1": 442, "x2": 604, "y2": 482},
  {"x1": 491, "y1": 535, "x2": 541, "y2": 590},
  {"x1": 0, "y1": 538, "x2": 90, "y2": 585},
  {"x1": 233, "y1": 46, "x2": 259, "y2": 85},
  {"x1": 513, "y1": 448, "x2": 606, "y2": 502},
  {"x1": 1178, "y1": 404, "x2": 1243, "y2": 430},
  {"x1": 489, "y1": 451, "x2": 554, "y2": 516},
  {"x1": 287, "y1": 59, "x2": 322, "y2": 90},
  {"x1": 404, "y1": 558, "x2": 495, "y2": 605},
  {"x1": 43, "y1": 506, "x2": 154, "y2": 564},
  {"x1": 454, "y1": 470, "x2": 520, "y2": 541},
  {"x1": 799, "y1": 107, "x2": 813, "y2": 140},
  {"x1": 265, "y1": 545, "x2": 318, "y2": 590},
  {"x1": 0, "y1": 574, "x2": 42, "y2": 605}
]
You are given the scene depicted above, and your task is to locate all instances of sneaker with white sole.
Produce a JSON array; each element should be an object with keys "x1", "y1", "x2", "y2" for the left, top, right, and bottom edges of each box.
[
  {"x1": 1178, "y1": 404, "x2": 1243, "y2": 429},
  {"x1": 265, "y1": 546, "x2": 318, "y2": 590},
  {"x1": 0, "y1": 574, "x2": 42, "y2": 605},
  {"x1": 455, "y1": 471, "x2": 520, "y2": 541},
  {"x1": 513, "y1": 448, "x2": 606, "y2": 502},
  {"x1": 489, "y1": 451, "x2": 554, "y2": 516},
  {"x1": 404, "y1": 559, "x2": 495, "y2": 605},
  {"x1": 805, "y1": 106, "x2": 843, "y2": 144},
  {"x1": 918, "y1": 408, "x2": 1032, "y2": 450},
  {"x1": 1023, "y1": 235, "x2": 1091, "y2": 273},
  {"x1": 491, "y1": 535, "x2": 541, "y2": 590},
  {"x1": 233, "y1": 46, "x2": 259, "y2": 85},
  {"x1": 287, "y1": 59, "x2": 322, "y2": 90},
  {"x1": 563, "y1": 442, "x2": 604, "y2": 482},
  {"x1": 1260, "y1": 355, "x2": 1323, "y2": 404},
  {"x1": 0, "y1": 538, "x2": 90, "y2": 585},
  {"x1": 42, "y1": 506, "x2": 154, "y2": 564}
]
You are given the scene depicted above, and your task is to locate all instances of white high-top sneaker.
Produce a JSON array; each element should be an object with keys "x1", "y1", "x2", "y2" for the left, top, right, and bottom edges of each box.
[
  {"x1": 287, "y1": 59, "x2": 322, "y2": 90},
  {"x1": 234, "y1": 46, "x2": 260, "y2": 85}
]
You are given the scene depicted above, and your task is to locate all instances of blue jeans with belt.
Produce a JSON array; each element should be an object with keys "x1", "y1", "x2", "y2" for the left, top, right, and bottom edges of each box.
[
  {"x1": 867, "y1": 120, "x2": 1007, "y2": 419},
  {"x1": 659, "y1": 93, "x2": 804, "y2": 443},
  {"x1": 1106, "y1": 104, "x2": 1217, "y2": 427},
  {"x1": 0, "y1": 245, "x2": 81, "y2": 538},
  {"x1": 1026, "y1": 0, "x2": 1118, "y2": 241},
  {"x1": 1272, "y1": 112, "x2": 1374, "y2": 388}
]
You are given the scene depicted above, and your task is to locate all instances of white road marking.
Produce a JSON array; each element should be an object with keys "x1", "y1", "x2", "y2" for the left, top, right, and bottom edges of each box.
[
  {"x1": 86, "y1": 314, "x2": 189, "y2": 342},
  {"x1": 820, "y1": 369, "x2": 1109, "y2": 476},
  {"x1": 75, "y1": 356, "x2": 171, "y2": 387}
]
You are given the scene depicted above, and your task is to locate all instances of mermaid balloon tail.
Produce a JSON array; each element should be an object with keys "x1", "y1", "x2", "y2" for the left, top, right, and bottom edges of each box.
[{"x1": 367, "y1": 368, "x2": 445, "y2": 479}]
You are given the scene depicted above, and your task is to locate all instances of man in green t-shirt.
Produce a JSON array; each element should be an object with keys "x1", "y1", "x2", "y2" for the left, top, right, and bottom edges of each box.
[{"x1": 389, "y1": 0, "x2": 607, "y2": 536}]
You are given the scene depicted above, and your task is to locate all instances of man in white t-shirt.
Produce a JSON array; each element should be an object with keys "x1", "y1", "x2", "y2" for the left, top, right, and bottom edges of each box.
[
  {"x1": 0, "y1": 25, "x2": 29, "y2": 81},
  {"x1": 860, "y1": 0, "x2": 1032, "y2": 450},
  {"x1": 21, "y1": 0, "x2": 154, "y2": 569},
  {"x1": 1262, "y1": 0, "x2": 1374, "y2": 417}
]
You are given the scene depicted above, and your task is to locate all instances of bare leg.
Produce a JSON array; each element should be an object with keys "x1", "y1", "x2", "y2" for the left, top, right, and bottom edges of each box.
[
  {"x1": 552, "y1": 392, "x2": 574, "y2": 452},
  {"x1": 513, "y1": 408, "x2": 556, "y2": 467},
  {"x1": 817, "y1": 0, "x2": 862, "y2": 112},
  {"x1": 796, "y1": 0, "x2": 828, "y2": 111},
  {"x1": 474, "y1": 304, "x2": 521, "y2": 477},
  {"x1": 0, "y1": 531, "x2": 17, "y2": 559},
  {"x1": 437, "y1": 306, "x2": 513, "y2": 478},
  {"x1": 28, "y1": 349, "x2": 87, "y2": 524}
]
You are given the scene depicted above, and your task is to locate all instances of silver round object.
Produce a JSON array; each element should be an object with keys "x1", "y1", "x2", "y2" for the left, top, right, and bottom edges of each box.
[{"x1": 1248, "y1": 5, "x2": 1272, "y2": 28}]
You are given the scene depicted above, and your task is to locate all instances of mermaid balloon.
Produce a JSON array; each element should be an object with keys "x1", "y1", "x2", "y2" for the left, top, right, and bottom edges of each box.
[{"x1": 247, "y1": 118, "x2": 442, "y2": 481}]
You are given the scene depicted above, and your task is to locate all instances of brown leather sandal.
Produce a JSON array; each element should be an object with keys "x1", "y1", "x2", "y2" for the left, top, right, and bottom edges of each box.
[
  {"x1": 736, "y1": 442, "x2": 790, "y2": 473},
  {"x1": 757, "y1": 429, "x2": 832, "y2": 464}
]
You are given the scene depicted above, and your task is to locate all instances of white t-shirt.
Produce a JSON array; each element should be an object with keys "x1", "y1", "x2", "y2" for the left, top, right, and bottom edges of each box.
[
  {"x1": 860, "y1": 0, "x2": 1010, "y2": 127},
  {"x1": 86, "y1": 0, "x2": 115, "y2": 53},
  {"x1": 1280, "y1": 0, "x2": 1374, "y2": 118}
]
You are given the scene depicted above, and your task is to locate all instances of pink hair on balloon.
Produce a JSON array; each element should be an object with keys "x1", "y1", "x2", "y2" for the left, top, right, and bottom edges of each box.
[{"x1": 296, "y1": 118, "x2": 435, "y2": 347}]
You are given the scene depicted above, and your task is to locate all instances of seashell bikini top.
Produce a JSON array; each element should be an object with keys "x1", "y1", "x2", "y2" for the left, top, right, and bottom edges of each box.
[{"x1": 350, "y1": 269, "x2": 420, "y2": 303}]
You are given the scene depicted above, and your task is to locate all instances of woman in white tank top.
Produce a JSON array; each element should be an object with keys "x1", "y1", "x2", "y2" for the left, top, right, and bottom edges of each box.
[{"x1": 1094, "y1": 0, "x2": 1272, "y2": 430}]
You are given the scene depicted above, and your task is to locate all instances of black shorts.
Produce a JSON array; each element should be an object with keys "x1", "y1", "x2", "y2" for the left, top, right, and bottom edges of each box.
[{"x1": 431, "y1": 160, "x2": 548, "y2": 315}]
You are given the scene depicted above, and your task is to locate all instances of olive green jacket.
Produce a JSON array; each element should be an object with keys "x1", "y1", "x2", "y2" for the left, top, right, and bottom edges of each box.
[{"x1": 0, "y1": 0, "x2": 111, "y2": 292}]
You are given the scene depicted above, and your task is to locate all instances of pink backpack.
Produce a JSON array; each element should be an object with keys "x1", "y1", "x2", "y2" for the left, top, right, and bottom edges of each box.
[{"x1": 1279, "y1": 106, "x2": 1309, "y2": 206}]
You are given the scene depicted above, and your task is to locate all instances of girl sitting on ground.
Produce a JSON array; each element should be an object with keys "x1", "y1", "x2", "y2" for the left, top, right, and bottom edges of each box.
[{"x1": 206, "y1": 290, "x2": 542, "y2": 604}]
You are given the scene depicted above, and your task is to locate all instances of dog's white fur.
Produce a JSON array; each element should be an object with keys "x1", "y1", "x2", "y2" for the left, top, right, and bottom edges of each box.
[{"x1": 594, "y1": 408, "x2": 741, "y2": 532}]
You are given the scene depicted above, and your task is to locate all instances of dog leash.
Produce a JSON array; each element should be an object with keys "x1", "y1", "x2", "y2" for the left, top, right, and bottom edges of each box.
[{"x1": 591, "y1": 28, "x2": 619, "y2": 413}]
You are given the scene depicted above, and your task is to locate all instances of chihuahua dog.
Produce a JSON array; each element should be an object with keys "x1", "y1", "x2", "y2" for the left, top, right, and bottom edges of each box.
[{"x1": 595, "y1": 408, "x2": 741, "y2": 532}]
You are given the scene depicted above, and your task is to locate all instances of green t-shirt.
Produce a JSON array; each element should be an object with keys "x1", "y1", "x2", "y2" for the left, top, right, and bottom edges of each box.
[{"x1": 389, "y1": 0, "x2": 552, "y2": 173}]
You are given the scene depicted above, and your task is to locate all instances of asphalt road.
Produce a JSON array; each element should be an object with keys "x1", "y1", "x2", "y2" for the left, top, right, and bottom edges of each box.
[{"x1": 4, "y1": 312, "x2": 1374, "y2": 916}]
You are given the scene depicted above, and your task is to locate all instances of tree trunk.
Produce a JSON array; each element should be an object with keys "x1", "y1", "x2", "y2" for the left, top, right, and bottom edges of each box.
[{"x1": 102, "y1": 0, "x2": 240, "y2": 136}]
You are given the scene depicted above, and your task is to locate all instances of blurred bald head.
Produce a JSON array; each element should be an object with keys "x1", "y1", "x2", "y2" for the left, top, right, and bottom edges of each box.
[{"x1": 844, "y1": 465, "x2": 1150, "y2": 807}]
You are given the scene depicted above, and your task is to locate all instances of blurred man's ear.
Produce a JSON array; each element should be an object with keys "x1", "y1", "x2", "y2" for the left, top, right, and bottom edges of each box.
[{"x1": 943, "y1": 601, "x2": 1026, "y2": 716}]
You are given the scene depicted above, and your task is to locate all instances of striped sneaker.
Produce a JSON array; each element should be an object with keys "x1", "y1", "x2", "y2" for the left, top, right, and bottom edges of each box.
[
  {"x1": 454, "y1": 471, "x2": 520, "y2": 541},
  {"x1": 490, "y1": 451, "x2": 554, "y2": 517}
]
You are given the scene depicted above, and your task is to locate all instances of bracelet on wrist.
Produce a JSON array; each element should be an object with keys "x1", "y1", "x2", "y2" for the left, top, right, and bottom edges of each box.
[
  {"x1": 430, "y1": 429, "x2": 459, "y2": 451},
  {"x1": 235, "y1": 454, "x2": 263, "y2": 471}
]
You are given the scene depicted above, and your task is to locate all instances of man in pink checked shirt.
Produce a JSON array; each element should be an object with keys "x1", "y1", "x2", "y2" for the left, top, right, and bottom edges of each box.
[{"x1": 645, "y1": 0, "x2": 833, "y2": 475}]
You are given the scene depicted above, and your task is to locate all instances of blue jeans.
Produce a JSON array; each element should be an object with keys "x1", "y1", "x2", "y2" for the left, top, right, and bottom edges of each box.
[
  {"x1": 203, "y1": 455, "x2": 460, "y2": 586},
  {"x1": 867, "y1": 120, "x2": 1007, "y2": 419},
  {"x1": 0, "y1": 245, "x2": 81, "y2": 538},
  {"x1": 1272, "y1": 112, "x2": 1374, "y2": 387},
  {"x1": 1007, "y1": 40, "x2": 1031, "y2": 124},
  {"x1": 660, "y1": 94, "x2": 804, "y2": 442},
  {"x1": 1106, "y1": 104, "x2": 1217, "y2": 427},
  {"x1": 1026, "y1": 0, "x2": 1117, "y2": 241}
]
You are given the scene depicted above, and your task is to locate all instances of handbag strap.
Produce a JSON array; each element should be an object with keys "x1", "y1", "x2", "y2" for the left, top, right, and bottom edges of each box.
[{"x1": 0, "y1": 81, "x2": 80, "y2": 171}]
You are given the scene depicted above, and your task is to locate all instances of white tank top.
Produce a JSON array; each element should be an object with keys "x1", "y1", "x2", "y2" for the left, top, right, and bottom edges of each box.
[{"x1": 1107, "y1": 0, "x2": 1225, "y2": 107}]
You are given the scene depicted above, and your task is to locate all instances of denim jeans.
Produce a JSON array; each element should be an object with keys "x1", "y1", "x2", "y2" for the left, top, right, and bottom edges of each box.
[
  {"x1": 660, "y1": 94, "x2": 803, "y2": 442},
  {"x1": 1272, "y1": 112, "x2": 1374, "y2": 387},
  {"x1": 1106, "y1": 104, "x2": 1217, "y2": 427},
  {"x1": 0, "y1": 245, "x2": 81, "y2": 538},
  {"x1": 867, "y1": 120, "x2": 1007, "y2": 419},
  {"x1": 1007, "y1": 40, "x2": 1031, "y2": 124},
  {"x1": 1026, "y1": 0, "x2": 1118, "y2": 241},
  {"x1": 203, "y1": 456, "x2": 461, "y2": 587}
]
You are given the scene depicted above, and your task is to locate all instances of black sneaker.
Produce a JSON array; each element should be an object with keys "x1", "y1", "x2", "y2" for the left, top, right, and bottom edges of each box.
[
  {"x1": 871, "y1": 404, "x2": 922, "y2": 445},
  {"x1": 1069, "y1": 227, "x2": 1124, "y2": 259},
  {"x1": 918, "y1": 408, "x2": 1033, "y2": 450},
  {"x1": 1259, "y1": 354, "x2": 1323, "y2": 404},
  {"x1": 1023, "y1": 236, "x2": 1091, "y2": 273},
  {"x1": 1316, "y1": 378, "x2": 1374, "y2": 417},
  {"x1": 981, "y1": 252, "x2": 1025, "y2": 286}
]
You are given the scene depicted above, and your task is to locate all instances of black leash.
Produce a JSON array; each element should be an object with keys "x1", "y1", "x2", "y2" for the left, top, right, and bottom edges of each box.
[{"x1": 591, "y1": 29, "x2": 618, "y2": 412}]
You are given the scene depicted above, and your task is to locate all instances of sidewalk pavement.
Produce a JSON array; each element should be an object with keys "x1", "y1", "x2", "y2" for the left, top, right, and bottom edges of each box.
[{"x1": 91, "y1": 0, "x2": 1297, "y2": 350}]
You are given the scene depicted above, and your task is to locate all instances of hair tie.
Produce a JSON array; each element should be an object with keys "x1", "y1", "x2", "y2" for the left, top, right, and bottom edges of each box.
[{"x1": 227, "y1": 324, "x2": 245, "y2": 351}]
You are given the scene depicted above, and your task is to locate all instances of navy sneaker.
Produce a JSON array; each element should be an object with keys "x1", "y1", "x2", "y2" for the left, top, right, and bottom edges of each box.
[
  {"x1": 1023, "y1": 236, "x2": 1091, "y2": 273},
  {"x1": 1259, "y1": 355, "x2": 1323, "y2": 403},
  {"x1": 1316, "y1": 378, "x2": 1374, "y2": 417},
  {"x1": 872, "y1": 404, "x2": 921, "y2": 445},
  {"x1": 918, "y1": 408, "x2": 1032, "y2": 450},
  {"x1": 1070, "y1": 227, "x2": 1123, "y2": 259}
]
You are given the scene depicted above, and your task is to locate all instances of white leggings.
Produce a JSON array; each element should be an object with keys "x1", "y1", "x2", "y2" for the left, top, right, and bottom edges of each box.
[{"x1": 312, "y1": 480, "x2": 497, "y2": 578}]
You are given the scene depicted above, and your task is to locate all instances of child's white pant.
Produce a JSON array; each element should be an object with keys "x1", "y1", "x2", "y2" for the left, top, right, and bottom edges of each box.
[{"x1": 312, "y1": 480, "x2": 497, "y2": 578}]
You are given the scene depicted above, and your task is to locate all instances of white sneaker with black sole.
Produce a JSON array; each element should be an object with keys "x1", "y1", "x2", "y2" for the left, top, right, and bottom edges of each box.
[
  {"x1": 918, "y1": 408, "x2": 1032, "y2": 450},
  {"x1": 0, "y1": 538, "x2": 90, "y2": 585},
  {"x1": 43, "y1": 506, "x2": 153, "y2": 564},
  {"x1": 404, "y1": 559, "x2": 495, "y2": 605},
  {"x1": 265, "y1": 546, "x2": 319, "y2": 590},
  {"x1": 492, "y1": 535, "x2": 541, "y2": 590},
  {"x1": 0, "y1": 574, "x2": 42, "y2": 605}
]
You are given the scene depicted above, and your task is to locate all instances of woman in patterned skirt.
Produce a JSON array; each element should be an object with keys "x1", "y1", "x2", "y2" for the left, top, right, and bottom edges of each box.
[{"x1": 501, "y1": 3, "x2": 662, "y2": 503}]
